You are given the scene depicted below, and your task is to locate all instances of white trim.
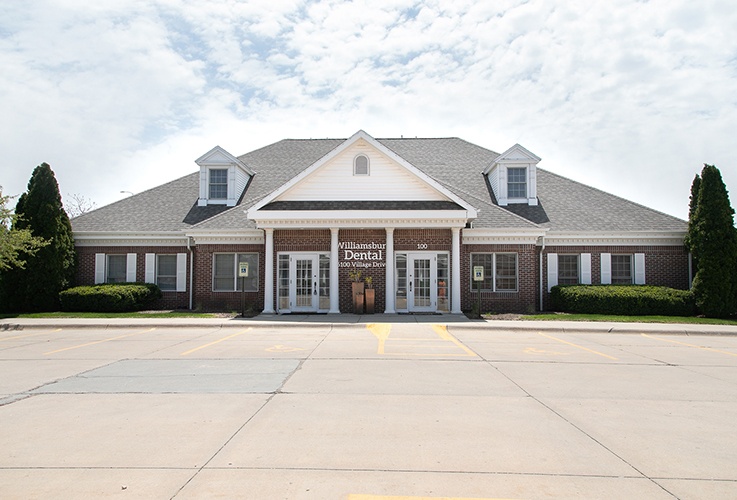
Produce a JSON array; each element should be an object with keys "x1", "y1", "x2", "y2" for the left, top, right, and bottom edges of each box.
[
  {"x1": 483, "y1": 143, "x2": 541, "y2": 174},
  {"x1": 250, "y1": 211, "x2": 470, "y2": 229},
  {"x1": 581, "y1": 253, "x2": 592, "y2": 284},
  {"x1": 547, "y1": 253, "x2": 558, "y2": 292},
  {"x1": 601, "y1": 253, "x2": 611, "y2": 284},
  {"x1": 176, "y1": 253, "x2": 187, "y2": 292},
  {"x1": 74, "y1": 232, "x2": 188, "y2": 247},
  {"x1": 145, "y1": 253, "x2": 156, "y2": 283},
  {"x1": 545, "y1": 231, "x2": 686, "y2": 246},
  {"x1": 126, "y1": 253, "x2": 137, "y2": 282},
  {"x1": 195, "y1": 145, "x2": 254, "y2": 176}
]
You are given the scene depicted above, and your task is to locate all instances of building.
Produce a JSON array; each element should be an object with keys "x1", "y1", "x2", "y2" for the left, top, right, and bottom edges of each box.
[{"x1": 71, "y1": 130, "x2": 688, "y2": 314}]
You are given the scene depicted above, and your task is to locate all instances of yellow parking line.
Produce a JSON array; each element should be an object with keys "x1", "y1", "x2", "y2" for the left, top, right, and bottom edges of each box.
[
  {"x1": 538, "y1": 332, "x2": 618, "y2": 360},
  {"x1": 180, "y1": 328, "x2": 252, "y2": 356},
  {"x1": 44, "y1": 328, "x2": 155, "y2": 355},
  {"x1": 642, "y1": 333, "x2": 737, "y2": 357},
  {"x1": 1, "y1": 329, "x2": 61, "y2": 342},
  {"x1": 367, "y1": 323, "x2": 391, "y2": 354},
  {"x1": 432, "y1": 324, "x2": 477, "y2": 357}
]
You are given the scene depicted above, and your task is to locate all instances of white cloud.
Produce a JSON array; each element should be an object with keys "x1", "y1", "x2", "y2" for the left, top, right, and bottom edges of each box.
[{"x1": 1, "y1": 0, "x2": 735, "y2": 219}]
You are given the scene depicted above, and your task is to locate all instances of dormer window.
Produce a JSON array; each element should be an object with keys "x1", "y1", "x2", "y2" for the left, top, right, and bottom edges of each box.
[
  {"x1": 196, "y1": 146, "x2": 254, "y2": 207},
  {"x1": 507, "y1": 167, "x2": 527, "y2": 198},
  {"x1": 209, "y1": 169, "x2": 228, "y2": 199},
  {"x1": 354, "y1": 154, "x2": 369, "y2": 175},
  {"x1": 482, "y1": 144, "x2": 540, "y2": 206}
]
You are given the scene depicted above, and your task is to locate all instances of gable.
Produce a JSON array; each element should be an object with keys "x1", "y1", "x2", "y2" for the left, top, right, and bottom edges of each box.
[{"x1": 279, "y1": 138, "x2": 447, "y2": 202}]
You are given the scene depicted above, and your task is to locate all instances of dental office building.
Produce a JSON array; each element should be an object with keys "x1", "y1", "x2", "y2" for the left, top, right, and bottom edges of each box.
[{"x1": 71, "y1": 130, "x2": 689, "y2": 314}]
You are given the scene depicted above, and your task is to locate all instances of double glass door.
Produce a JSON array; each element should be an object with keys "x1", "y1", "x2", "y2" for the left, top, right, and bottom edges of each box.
[
  {"x1": 278, "y1": 253, "x2": 330, "y2": 313},
  {"x1": 395, "y1": 252, "x2": 449, "y2": 313}
]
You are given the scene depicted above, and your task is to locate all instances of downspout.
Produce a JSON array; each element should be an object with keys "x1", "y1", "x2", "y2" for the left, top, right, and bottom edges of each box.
[
  {"x1": 538, "y1": 235, "x2": 545, "y2": 312},
  {"x1": 187, "y1": 236, "x2": 194, "y2": 310}
]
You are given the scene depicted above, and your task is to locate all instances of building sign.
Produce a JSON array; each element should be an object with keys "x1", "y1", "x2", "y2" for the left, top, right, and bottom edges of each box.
[
  {"x1": 339, "y1": 241, "x2": 386, "y2": 268},
  {"x1": 473, "y1": 266, "x2": 484, "y2": 281},
  {"x1": 238, "y1": 262, "x2": 249, "y2": 277}
]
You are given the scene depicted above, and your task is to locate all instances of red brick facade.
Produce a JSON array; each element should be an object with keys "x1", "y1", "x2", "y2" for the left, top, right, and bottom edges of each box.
[{"x1": 75, "y1": 234, "x2": 690, "y2": 314}]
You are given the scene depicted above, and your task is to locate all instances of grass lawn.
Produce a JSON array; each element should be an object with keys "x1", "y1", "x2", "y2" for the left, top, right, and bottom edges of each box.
[{"x1": 0, "y1": 311, "x2": 237, "y2": 319}]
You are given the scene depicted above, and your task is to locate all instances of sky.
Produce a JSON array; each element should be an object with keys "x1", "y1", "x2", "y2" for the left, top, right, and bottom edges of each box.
[{"x1": 1, "y1": 0, "x2": 736, "y2": 221}]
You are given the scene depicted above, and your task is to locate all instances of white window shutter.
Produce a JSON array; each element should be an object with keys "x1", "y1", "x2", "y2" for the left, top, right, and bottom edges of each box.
[
  {"x1": 601, "y1": 253, "x2": 611, "y2": 284},
  {"x1": 126, "y1": 253, "x2": 137, "y2": 282},
  {"x1": 176, "y1": 253, "x2": 187, "y2": 292},
  {"x1": 144, "y1": 254, "x2": 156, "y2": 283},
  {"x1": 547, "y1": 253, "x2": 558, "y2": 291},
  {"x1": 581, "y1": 253, "x2": 592, "y2": 285},
  {"x1": 634, "y1": 253, "x2": 646, "y2": 284},
  {"x1": 94, "y1": 253, "x2": 106, "y2": 284}
]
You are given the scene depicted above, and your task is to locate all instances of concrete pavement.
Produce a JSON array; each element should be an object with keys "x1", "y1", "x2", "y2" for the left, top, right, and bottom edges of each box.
[
  {"x1": 3, "y1": 312, "x2": 737, "y2": 335},
  {"x1": 1, "y1": 319, "x2": 737, "y2": 498}
]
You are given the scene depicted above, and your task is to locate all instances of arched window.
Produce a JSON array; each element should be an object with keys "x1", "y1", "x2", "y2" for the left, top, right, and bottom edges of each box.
[{"x1": 354, "y1": 155, "x2": 369, "y2": 176}]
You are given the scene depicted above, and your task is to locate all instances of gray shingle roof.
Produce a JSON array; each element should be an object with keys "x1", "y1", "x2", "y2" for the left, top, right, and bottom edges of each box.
[{"x1": 71, "y1": 136, "x2": 686, "y2": 234}]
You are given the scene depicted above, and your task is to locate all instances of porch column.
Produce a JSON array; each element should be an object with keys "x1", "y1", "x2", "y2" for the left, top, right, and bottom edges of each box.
[
  {"x1": 384, "y1": 227, "x2": 395, "y2": 313},
  {"x1": 451, "y1": 227, "x2": 462, "y2": 314},
  {"x1": 329, "y1": 227, "x2": 340, "y2": 313},
  {"x1": 263, "y1": 228, "x2": 275, "y2": 314}
]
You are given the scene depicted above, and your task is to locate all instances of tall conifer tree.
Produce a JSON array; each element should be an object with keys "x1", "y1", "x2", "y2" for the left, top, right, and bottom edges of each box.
[
  {"x1": 689, "y1": 164, "x2": 737, "y2": 318},
  {"x1": 7, "y1": 163, "x2": 76, "y2": 311}
]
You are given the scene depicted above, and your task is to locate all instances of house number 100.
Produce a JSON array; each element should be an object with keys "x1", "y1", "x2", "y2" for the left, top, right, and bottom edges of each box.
[{"x1": 417, "y1": 243, "x2": 428, "y2": 250}]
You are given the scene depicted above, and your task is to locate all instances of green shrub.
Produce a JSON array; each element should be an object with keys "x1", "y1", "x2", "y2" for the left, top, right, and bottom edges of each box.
[
  {"x1": 550, "y1": 285, "x2": 696, "y2": 316},
  {"x1": 59, "y1": 283, "x2": 162, "y2": 312}
]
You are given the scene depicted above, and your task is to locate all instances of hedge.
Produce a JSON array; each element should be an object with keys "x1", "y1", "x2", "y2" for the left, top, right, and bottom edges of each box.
[
  {"x1": 550, "y1": 285, "x2": 696, "y2": 316},
  {"x1": 59, "y1": 283, "x2": 162, "y2": 312}
]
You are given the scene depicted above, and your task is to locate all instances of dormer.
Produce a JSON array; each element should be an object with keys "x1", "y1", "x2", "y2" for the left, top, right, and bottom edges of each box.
[
  {"x1": 195, "y1": 146, "x2": 254, "y2": 207},
  {"x1": 483, "y1": 144, "x2": 540, "y2": 206}
]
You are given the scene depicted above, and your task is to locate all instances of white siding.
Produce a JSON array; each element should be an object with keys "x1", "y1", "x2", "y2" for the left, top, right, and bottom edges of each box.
[
  {"x1": 487, "y1": 166, "x2": 499, "y2": 202},
  {"x1": 234, "y1": 168, "x2": 251, "y2": 204},
  {"x1": 281, "y1": 142, "x2": 446, "y2": 201}
]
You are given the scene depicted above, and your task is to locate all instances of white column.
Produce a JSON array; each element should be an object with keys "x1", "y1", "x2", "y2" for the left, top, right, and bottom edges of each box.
[
  {"x1": 384, "y1": 227, "x2": 395, "y2": 314},
  {"x1": 263, "y1": 228, "x2": 275, "y2": 314},
  {"x1": 329, "y1": 228, "x2": 340, "y2": 313},
  {"x1": 451, "y1": 227, "x2": 462, "y2": 314}
]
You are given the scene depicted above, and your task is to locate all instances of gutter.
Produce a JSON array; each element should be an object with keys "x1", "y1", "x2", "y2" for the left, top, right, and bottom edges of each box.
[
  {"x1": 187, "y1": 236, "x2": 194, "y2": 310},
  {"x1": 537, "y1": 235, "x2": 545, "y2": 312}
]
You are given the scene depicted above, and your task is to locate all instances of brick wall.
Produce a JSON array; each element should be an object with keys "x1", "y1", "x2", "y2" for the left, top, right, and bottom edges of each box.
[
  {"x1": 338, "y1": 229, "x2": 387, "y2": 312},
  {"x1": 193, "y1": 243, "x2": 265, "y2": 312},
  {"x1": 461, "y1": 242, "x2": 539, "y2": 313},
  {"x1": 75, "y1": 246, "x2": 190, "y2": 310},
  {"x1": 541, "y1": 245, "x2": 689, "y2": 310}
]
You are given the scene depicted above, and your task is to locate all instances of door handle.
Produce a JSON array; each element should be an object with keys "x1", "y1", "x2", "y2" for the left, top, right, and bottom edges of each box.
[
  {"x1": 313, "y1": 281, "x2": 317, "y2": 295},
  {"x1": 409, "y1": 279, "x2": 412, "y2": 293}
]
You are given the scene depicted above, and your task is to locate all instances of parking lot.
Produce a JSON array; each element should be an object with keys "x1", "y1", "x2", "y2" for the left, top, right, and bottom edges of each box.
[{"x1": 1, "y1": 317, "x2": 736, "y2": 499}]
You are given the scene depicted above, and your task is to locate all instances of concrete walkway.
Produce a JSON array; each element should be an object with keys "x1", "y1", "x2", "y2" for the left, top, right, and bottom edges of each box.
[{"x1": 2, "y1": 313, "x2": 737, "y2": 335}]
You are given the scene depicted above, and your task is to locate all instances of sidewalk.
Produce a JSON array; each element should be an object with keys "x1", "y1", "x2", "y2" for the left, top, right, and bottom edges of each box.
[{"x1": 2, "y1": 313, "x2": 737, "y2": 336}]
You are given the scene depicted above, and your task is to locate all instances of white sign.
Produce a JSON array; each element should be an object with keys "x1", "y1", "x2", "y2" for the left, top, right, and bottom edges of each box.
[
  {"x1": 473, "y1": 266, "x2": 484, "y2": 281},
  {"x1": 238, "y1": 262, "x2": 249, "y2": 277}
]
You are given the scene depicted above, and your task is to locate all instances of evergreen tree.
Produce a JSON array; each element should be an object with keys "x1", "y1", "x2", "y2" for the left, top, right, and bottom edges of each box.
[
  {"x1": 5, "y1": 163, "x2": 76, "y2": 311},
  {"x1": 690, "y1": 164, "x2": 737, "y2": 318},
  {"x1": 684, "y1": 174, "x2": 701, "y2": 253}
]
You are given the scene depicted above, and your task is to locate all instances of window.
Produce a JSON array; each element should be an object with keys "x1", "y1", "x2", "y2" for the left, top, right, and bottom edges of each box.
[
  {"x1": 558, "y1": 255, "x2": 579, "y2": 285},
  {"x1": 470, "y1": 253, "x2": 518, "y2": 292},
  {"x1": 156, "y1": 255, "x2": 177, "y2": 291},
  {"x1": 611, "y1": 255, "x2": 632, "y2": 284},
  {"x1": 106, "y1": 255, "x2": 127, "y2": 283},
  {"x1": 507, "y1": 167, "x2": 527, "y2": 198},
  {"x1": 213, "y1": 253, "x2": 259, "y2": 291},
  {"x1": 209, "y1": 169, "x2": 228, "y2": 199},
  {"x1": 354, "y1": 155, "x2": 369, "y2": 175}
]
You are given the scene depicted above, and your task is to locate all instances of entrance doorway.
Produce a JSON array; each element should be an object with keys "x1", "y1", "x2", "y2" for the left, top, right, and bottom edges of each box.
[
  {"x1": 277, "y1": 253, "x2": 330, "y2": 313},
  {"x1": 395, "y1": 252, "x2": 449, "y2": 313}
]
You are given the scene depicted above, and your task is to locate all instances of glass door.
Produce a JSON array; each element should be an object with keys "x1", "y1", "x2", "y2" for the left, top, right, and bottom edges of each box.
[
  {"x1": 396, "y1": 252, "x2": 440, "y2": 312},
  {"x1": 278, "y1": 253, "x2": 330, "y2": 313},
  {"x1": 294, "y1": 257, "x2": 316, "y2": 311}
]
